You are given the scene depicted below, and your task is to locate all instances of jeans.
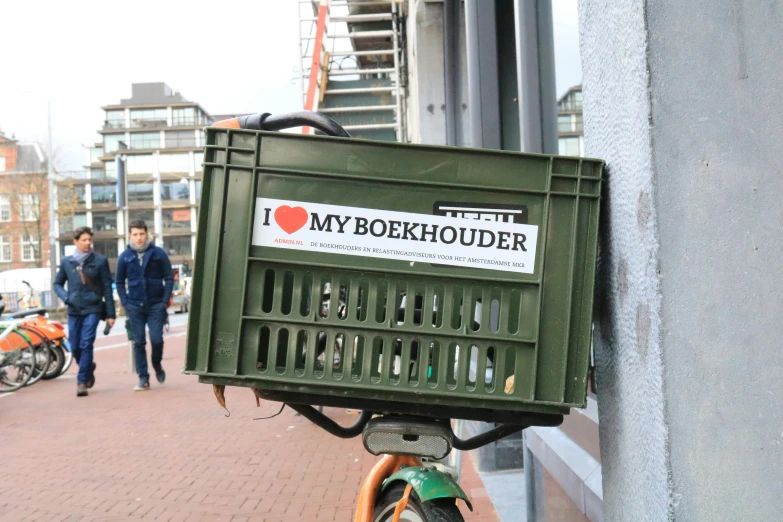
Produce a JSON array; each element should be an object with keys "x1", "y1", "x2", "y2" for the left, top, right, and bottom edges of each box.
[
  {"x1": 125, "y1": 302, "x2": 167, "y2": 382},
  {"x1": 68, "y1": 313, "x2": 100, "y2": 385}
]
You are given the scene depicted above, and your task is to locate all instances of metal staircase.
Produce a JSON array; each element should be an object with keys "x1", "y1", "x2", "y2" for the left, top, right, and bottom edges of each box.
[{"x1": 298, "y1": 0, "x2": 405, "y2": 142}]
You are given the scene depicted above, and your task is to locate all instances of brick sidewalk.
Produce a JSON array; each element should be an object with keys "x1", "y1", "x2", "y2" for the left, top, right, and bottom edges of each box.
[{"x1": 0, "y1": 327, "x2": 499, "y2": 522}]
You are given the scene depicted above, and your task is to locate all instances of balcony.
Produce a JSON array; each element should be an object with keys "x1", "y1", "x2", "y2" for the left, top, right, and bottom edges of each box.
[
  {"x1": 55, "y1": 171, "x2": 89, "y2": 182},
  {"x1": 92, "y1": 173, "x2": 119, "y2": 182},
  {"x1": 128, "y1": 140, "x2": 161, "y2": 150},
  {"x1": 558, "y1": 122, "x2": 584, "y2": 134},
  {"x1": 165, "y1": 138, "x2": 198, "y2": 149},
  {"x1": 102, "y1": 116, "x2": 212, "y2": 131},
  {"x1": 171, "y1": 117, "x2": 207, "y2": 127},
  {"x1": 130, "y1": 118, "x2": 168, "y2": 129}
]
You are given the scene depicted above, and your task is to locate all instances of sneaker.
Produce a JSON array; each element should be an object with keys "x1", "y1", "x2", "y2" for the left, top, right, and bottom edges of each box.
[
  {"x1": 87, "y1": 362, "x2": 97, "y2": 389},
  {"x1": 77, "y1": 383, "x2": 88, "y2": 397},
  {"x1": 133, "y1": 380, "x2": 150, "y2": 392},
  {"x1": 155, "y1": 367, "x2": 166, "y2": 384}
]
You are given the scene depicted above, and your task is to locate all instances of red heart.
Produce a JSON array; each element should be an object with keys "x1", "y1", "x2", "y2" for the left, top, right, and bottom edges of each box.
[{"x1": 274, "y1": 206, "x2": 308, "y2": 234}]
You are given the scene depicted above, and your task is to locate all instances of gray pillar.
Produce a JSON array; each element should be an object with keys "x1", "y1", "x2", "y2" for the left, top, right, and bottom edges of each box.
[
  {"x1": 442, "y1": 0, "x2": 459, "y2": 147},
  {"x1": 406, "y1": 0, "x2": 447, "y2": 145},
  {"x1": 580, "y1": 0, "x2": 783, "y2": 520},
  {"x1": 514, "y1": 0, "x2": 558, "y2": 154},
  {"x1": 465, "y1": 0, "x2": 500, "y2": 149}
]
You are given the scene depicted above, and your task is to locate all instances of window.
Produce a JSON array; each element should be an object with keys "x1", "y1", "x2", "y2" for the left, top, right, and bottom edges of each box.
[
  {"x1": 172, "y1": 107, "x2": 203, "y2": 126},
  {"x1": 105, "y1": 160, "x2": 117, "y2": 179},
  {"x1": 130, "y1": 108, "x2": 167, "y2": 128},
  {"x1": 104, "y1": 134, "x2": 126, "y2": 154},
  {"x1": 58, "y1": 185, "x2": 86, "y2": 208},
  {"x1": 128, "y1": 209, "x2": 154, "y2": 226},
  {"x1": 162, "y1": 208, "x2": 191, "y2": 229},
  {"x1": 90, "y1": 169, "x2": 106, "y2": 179},
  {"x1": 21, "y1": 235, "x2": 39, "y2": 261},
  {"x1": 20, "y1": 194, "x2": 39, "y2": 222},
  {"x1": 165, "y1": 131, "x2": 196, "y2": 149},
  {"x1": 164, "y1": 235, "x2": 192, "y2": 257},
  {"x1": 558, "y1": 137, "x2": 581, "y2": 157},
  {"x1": 105, "y1": 110, "x2": 125, "y2": 129},
  {"x1": 0, "y1": 236, "x2": 10, "y2": 262},
  {"x1": 160, "y1": 181, "x2": 190, "y2": 201},
  {"x1": 0, "y1": 195, "x2": 10, "y2": 221},
  {"x1": 128, "y1": 182, "x2": 154, "y2": 202},
  {"x1": 0, "y1": 156, "x2": 6, "y2": 172},
  {"x1": 129, "y1": 132, "x2": 160, "y2": 150},
  {"x1": 93, "y1": 239, "x2": 117, "y2": 259},
  {"x1": 57, "y1": 185, "x2": 87, "y2": 206},
  {"x1": 90, "y1": 147, "x2": 104, "y2": 163},
  {"x1": 126, "y1": 154, "x2": 153, "y2": 174},
  {"x1": 159, "y1": 154, "x2": 189, "y2": 173},
  {"x1": 558, "y1": 115, "x2": 572, "y2": 133},
  {"x1": 194, "y1": 152, "x2": 204, "y2": 172},
  {"x1": 194, "y1": 180, "x2": 202, "y2": 201},
  {"x1": 91, "y1": 184, "x2": 117, "y2": 205},
  {"x1": 59, "y1": 213, "x2": 87, "y2": 235},
  {"x1": 92, "y1": 211, "x2": 118, "y2": 232},
  {"x1": 559, "y1": 91, "x2": 584, "y2": 112}
]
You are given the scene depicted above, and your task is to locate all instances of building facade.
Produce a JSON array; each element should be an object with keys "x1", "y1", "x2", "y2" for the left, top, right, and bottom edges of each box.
[
  {"x1": 0, "y1": 131, "x2": 51, "y2": 270},
  {"x1": 55, "y1": 83, "x2": 212, "y2": 272},
  {"x1": 557, "y1": 85, "x2": 585, "y2": 157}
]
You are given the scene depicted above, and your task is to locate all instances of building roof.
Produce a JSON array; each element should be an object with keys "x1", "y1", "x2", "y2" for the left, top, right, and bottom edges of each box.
[
  {"x1": 558, "y1": 84, "x2": 582, "y2": 105},
  {"x1": 122, "y1": 82, "x2": 188, "y2": 105},
  {"x1": 17, "y1": 143, "x2": 46, "y2": 172},
  {"x1": 1, "y1": 142, "x2": 46, "y2": 173},
  {"x1": 101, "y1": 82, "x2": 207, "y2": 114}
]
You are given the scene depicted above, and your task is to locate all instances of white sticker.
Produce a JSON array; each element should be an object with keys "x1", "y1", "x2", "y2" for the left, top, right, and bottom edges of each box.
[{"x1": 251, "y1": 198, "x2": 539, "y2": 274}]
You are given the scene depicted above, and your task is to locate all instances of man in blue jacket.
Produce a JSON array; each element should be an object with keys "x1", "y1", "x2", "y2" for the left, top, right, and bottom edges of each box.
[
  {"x1": 53, "y1": 226, "x2": 116, "y2": 397},
  {"x1": 116, "y1": 220, "x2": 174, "y2": 391}
]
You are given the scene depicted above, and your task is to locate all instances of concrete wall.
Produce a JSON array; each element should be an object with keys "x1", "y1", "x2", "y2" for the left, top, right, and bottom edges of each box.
[
  {"x1": 580, "y1": 0, "x2": 783, "y2": 520},
  {"x1": 405, "y1": 0, "x2": 446, "y2": 145}
]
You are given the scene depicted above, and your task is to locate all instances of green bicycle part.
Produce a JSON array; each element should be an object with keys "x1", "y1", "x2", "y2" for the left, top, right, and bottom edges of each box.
[{"x1": 380, "y1": 465, "x2": 473, "y2": 511}]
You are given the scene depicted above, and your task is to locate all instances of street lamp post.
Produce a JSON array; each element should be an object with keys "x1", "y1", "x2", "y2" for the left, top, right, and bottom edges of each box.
[{"x1": 47, "y1": 102, "x2": 57, "y2": 292}]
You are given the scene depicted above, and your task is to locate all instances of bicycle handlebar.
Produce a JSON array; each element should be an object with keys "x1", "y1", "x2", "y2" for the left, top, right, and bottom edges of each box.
[{"x1": 212, "y1": 111, "x2": 351, "y2": 138}]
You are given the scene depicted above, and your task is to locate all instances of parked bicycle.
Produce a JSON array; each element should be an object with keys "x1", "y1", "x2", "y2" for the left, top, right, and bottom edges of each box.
[
  {"x1": 190, "y1": 111, "x2": 601, "y2": 521},
  {"x1": 0, "y1": 320, "x2": 37, "y2": 392},
  {"x1": 0, "y1": 297, "x2": 73, "y2": 391}
]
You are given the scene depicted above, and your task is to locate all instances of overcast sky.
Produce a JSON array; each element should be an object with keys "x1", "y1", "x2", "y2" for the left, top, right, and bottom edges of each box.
[{"x1": 0, "y1": 0, "x2": 580, "y2": 171}]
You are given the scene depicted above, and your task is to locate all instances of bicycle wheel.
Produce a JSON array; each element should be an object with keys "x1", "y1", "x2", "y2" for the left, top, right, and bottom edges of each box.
[
  {"x1": 41, "y1": 342, "x2": 65, "y2": 380},
  {"x1": 25, "y1": 343, "x2": 52, "y2": 386},
  {"x1": 56, "y1": 339, "x2": 74, "y2": 377},
  {"x1": 0, "y1": 338, "x2": 35, "y2": 392},
  {"x1": 373, "y1": 483, "x2": 465, "y2": 522}
]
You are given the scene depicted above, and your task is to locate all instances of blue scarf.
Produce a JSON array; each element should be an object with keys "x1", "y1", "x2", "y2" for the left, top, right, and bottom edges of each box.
[{"x1": 73, "y1": 250, "x2": 91, "y2": 266}]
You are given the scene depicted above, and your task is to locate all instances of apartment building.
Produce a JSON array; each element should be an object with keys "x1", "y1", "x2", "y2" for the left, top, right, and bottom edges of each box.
[{"x1": 56, "y1": 83, "x2": 212, "y2": 272}]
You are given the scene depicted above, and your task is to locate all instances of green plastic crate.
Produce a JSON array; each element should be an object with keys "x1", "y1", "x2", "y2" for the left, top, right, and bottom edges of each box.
[{"x1": 185, "y1": 128, "x2": 603, "y2": 417}]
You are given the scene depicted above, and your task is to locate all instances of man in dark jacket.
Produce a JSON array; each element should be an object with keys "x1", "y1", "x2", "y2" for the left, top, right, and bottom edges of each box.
[
  {"x1": 53, "y1": 226, "x2": 116, "y2": 397},
  {"x1": 116, "y1": 220, "x2": 174, "y2": 391}
]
